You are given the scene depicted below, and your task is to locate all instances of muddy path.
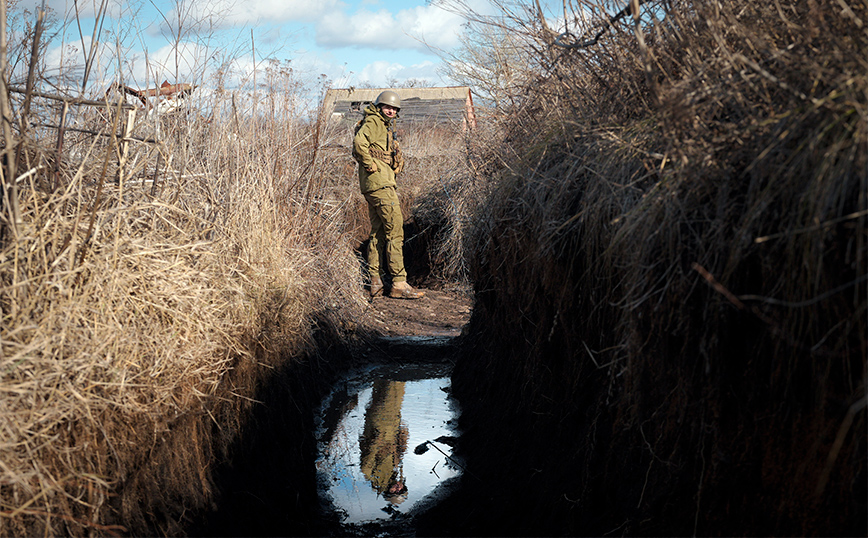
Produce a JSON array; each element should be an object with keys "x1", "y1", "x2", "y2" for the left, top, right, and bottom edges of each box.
[
  {"x1": 359, "y1": 284, "x2": 473, "y2": 339},
  {"x1": 308, "y1": 285, "x2": 475, "y2": 536}
]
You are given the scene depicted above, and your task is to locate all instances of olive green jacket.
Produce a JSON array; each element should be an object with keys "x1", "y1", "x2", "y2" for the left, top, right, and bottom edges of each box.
[{"x1": 353, "y1": 104, "x2": 397, "y2": 194}]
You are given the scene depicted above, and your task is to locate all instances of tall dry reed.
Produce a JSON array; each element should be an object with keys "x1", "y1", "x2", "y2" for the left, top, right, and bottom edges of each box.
[
  {"x1": 450, "y1": 0, "x2": 866, "y2": 534},
  {"x1": 0, "y1": 45, "x2": 365, "y2": 537}
]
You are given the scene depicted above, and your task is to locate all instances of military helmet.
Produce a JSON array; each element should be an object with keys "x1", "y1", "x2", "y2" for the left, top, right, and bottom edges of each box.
[{"x1": 374, "y1": 90, "x2": 401, "y2": 109}]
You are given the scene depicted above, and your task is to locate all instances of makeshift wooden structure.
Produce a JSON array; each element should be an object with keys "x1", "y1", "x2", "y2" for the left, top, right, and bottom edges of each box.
[{"x1": 323, "y1": 87, "x2": 476, "y2": 130}]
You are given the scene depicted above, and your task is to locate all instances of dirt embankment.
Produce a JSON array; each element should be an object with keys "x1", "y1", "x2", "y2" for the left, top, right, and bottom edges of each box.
[{"x1": 420, "y1": 1, "x2": 867, "y2": 536}]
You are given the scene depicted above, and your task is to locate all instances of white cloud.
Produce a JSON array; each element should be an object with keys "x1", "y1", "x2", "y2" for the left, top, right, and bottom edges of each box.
[
  {"x1": 112, "y1": 41, "x2": 217, "y2": 88},
  {"x1": 316, "y1": 3, "x2": 465, "y2": 52},
  {"x1": 27, "y1": 0, "x2": 128, "y2": 22},
  {"x1": 357, "y1": 60, "x2": 402, "y2": 84},
  {"x1": 36, "y1": 38, "x2": 95, "y2": 88},
  {"x1": 23, "y1": 0, "x2": 95, "y2": 18},
  {"x1": 356, "y1": 59, "x2": 440, "y2": 87},
  {"x1": 395, "y1": 4, "x2": 467, "y2": 50},
  {"x1": 142, "y1": 41, "x2": 213, "y2": 81},
  {"x1": 181, "y1": 0, "x2": 343, "y2": 27},
  {"x1": 42, "y1": 38, "x2": 89, "y2": 74}
]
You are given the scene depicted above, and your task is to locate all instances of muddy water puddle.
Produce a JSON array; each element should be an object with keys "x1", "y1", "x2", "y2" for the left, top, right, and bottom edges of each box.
[{"x1": 315, "y1": 354, "x2": 462, "y2": 534}]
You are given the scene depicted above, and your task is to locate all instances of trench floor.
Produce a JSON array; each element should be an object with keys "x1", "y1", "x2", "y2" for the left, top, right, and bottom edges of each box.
[
  {"x1": 359, "y1": 283, "x2": 473, "y2": 339},
  {"x1": 314, "y1": 283, "x2": 474, "y2": 536}
]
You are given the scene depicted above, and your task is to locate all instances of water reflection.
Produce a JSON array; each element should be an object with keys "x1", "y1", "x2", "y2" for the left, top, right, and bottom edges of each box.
[
  {"x1": 317, "y1": 370, "x2": 460, "y2": 524},
  {"x1": 360, "y1": 379, "x2": 409, "y2": 505}
]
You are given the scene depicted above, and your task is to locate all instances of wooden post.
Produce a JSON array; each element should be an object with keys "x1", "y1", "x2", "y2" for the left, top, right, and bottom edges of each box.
[
  {"x1": 0, "y1": 0, "x2": 19, "y2": 237},
  {"x1": 150, "y1": 150, "x2": 162, "y2": 197},
  {"x1": 53, "y1": 100, "x2": 69, "y2": 191},
  {"x1": 116, "y1": 106, "x2": 136, "y2": 183}
]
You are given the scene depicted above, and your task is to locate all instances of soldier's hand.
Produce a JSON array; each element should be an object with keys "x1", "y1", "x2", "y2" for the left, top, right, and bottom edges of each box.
[
  {"x1": 392, "y1": 152, "x2": 404, "y2": 174},
  {"x1": 390, "y1": 139, "x2": 404, "y2": 173},
  {"x1": 365, "y1": 162, "x2": 378, "y2": 173}
]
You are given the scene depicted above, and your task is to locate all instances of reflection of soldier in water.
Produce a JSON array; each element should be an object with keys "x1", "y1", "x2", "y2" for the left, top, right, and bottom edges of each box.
[{"x1": 359, "y1": 379, "x2": 409, "y2": 505}]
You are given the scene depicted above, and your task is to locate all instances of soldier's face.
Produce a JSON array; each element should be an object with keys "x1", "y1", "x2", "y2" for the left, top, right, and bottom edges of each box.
[{"x1": 380, "y1": 104, "x2": 398, "y2": 118}]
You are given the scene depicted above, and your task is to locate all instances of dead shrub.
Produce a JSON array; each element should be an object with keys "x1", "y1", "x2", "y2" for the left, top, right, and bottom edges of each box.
[
  {"x1": 451, "y1": 0, "x2": 866, "y2": 535},
  {"x1": 0, "y1": 63, "x2": 365, "y2": 535}
]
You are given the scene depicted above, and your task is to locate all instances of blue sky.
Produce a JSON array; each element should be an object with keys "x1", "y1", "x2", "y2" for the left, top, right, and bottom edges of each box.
[{"x1": 19, "y1": 0, "x2": 508, "y2": 96}]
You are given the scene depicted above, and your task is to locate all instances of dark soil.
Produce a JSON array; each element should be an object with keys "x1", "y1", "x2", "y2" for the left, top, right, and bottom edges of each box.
[{"x1": 359, "y1": 284, "x2": 473, "y2": 338}]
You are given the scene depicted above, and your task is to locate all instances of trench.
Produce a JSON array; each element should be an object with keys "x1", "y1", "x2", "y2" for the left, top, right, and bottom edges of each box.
[
  {"x1": 193, "y1": 329, "x2": 471, "y2": 538},
  {"x1": 181, "y1": 283, "x2": 865, "y2": 537}
]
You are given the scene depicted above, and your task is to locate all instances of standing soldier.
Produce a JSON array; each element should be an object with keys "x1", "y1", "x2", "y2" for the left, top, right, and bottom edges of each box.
[{"x1": 353, "y1": 90, "x2": 424, "y2": 299}]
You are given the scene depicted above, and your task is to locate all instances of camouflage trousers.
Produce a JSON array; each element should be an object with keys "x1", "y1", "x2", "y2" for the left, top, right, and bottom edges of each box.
[{"x1": 364, "y1": 186, "x2": 406, "y2": 283}]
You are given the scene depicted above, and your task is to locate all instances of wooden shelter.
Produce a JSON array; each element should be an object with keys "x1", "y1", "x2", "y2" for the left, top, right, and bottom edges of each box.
[{"x1": 323, "y1": 87, "x2": 476, "y2": 130}]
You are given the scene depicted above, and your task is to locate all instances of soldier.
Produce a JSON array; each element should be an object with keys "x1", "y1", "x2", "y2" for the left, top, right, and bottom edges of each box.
[{"x1": 353, "y1": 90, "x2": 424, "y2": 299}]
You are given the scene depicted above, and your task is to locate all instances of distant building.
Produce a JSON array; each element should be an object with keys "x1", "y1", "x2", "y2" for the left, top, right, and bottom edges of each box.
[{"x1": 323, "y1": 87, "x2": 476, "y2": 130}]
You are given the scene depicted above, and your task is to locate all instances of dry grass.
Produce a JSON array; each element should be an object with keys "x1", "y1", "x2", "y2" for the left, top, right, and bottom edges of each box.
[
  {"x1": 452, "y1": 0, "x2": 866, "y2": 534},
  {"x1": 0, "y1": 64, "x2": 366, "y2": 534},
  {"x1": 397, "y1": 121, "x2": 485, "y2": 283}
]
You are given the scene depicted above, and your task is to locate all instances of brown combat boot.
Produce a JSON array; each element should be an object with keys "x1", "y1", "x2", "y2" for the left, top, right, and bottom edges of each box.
[
  {"x1": 369, "y1": 276, "x2": 384, "y2": 297},
  {"x1": 388, "y1": 281, "x2": 424, "y2": 300}
]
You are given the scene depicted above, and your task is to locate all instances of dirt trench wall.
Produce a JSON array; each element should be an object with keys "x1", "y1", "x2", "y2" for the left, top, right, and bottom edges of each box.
[
  {"x1": 443, "y1": 149, "x2": 865, "y2": 536},
  {"x1": 101, "y1": 314, "x2": 351, "y2": 537},
  {"x1": 437, "y1": 2, "x2": 866, "y2": 535},
  {"x1": 439, "y1": 28, "x2": 866, "y2": 538}
]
